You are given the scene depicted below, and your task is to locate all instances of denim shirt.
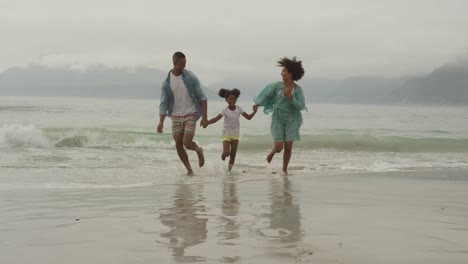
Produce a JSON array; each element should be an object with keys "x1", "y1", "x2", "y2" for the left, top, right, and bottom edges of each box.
[{"x1": 159, "y1": 69, "x2": 207, "y2": 119}]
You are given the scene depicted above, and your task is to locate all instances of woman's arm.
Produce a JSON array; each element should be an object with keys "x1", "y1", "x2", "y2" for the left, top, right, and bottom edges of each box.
[
  {"x1": 253, "y1": 83, "x2": 276, "y2": 106},
  {"x1": 291, "y1": 86, "x2": 307, "y2": 111}
]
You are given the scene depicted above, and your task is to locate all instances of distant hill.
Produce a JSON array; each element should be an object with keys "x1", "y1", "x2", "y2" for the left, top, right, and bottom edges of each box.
[
  {"x1": 0, "y1": 64, "x2": 165, "y2": 99},
  {"x1": 205, "y1": 79, "x2": 271, "y2": 101},
  {"x1": 207, "y1": 77, "x2": 407, "y2": 104},
  {"x1": 302, "y1": 77, "x2": 407, "y2": 104},
  {"x1": 0, "y1": 64, "x2": 218, "y2": 100},
  {"x1": 388, "y1": 61, "x2": 468, "y2": 105},
  {"x1": 1, "y1": 61, "x2": 467, "y2": 105}
]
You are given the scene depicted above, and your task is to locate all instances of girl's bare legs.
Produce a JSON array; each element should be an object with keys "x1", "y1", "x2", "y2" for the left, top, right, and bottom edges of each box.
[
  {"x1": 267, "y1": 142, "x2": 284, "y2": 163},
  {"x1": 282, "y1": 141, "x2": 293, "y2": 175},
  {"x1": 221, "y1": 140, "x2": 230, "y2": 161},
  {"x1": 228, "y1": 140, "x2": 239, "y2": 171}
]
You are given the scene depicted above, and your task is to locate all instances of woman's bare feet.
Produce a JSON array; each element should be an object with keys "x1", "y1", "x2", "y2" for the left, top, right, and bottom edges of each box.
[
  {"x1": 267, "y1": 152, "x2": 274, "y2": 163},
  {"x1": 228, "y1": 164, "x2": 233, "y2": 171},
  {"x1": 196, "y1": 147, "x2": 205, "y2": 168}
]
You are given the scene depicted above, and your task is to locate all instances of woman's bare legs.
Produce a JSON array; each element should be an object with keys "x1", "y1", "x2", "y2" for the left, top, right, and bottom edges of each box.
[
  {"x1": 282, "y1": 141, "x2": 293, "y2": 175},
  {"x1": 267, "y1": 142, "x2": 284, "y2": 163},
  {"x1": 266, "y1": 141, "x2": 293, "y2": 175}
]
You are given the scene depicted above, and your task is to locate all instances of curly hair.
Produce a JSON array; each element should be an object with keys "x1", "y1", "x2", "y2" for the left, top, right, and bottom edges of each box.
[
  {"x1": 218, "y1": 88, "x2": 241, "y2": 99},
  {"x1": 277, "y1": 56, "x2": 305, "y2": 81}
]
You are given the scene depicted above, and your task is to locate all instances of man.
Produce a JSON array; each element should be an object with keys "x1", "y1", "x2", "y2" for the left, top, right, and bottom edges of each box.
[{"x1": 157, "y1": 51, "x2": 208, "y2": 175}]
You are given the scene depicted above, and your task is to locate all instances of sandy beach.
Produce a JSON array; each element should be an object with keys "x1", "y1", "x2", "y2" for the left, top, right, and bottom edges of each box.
[{"x1": 1, "y1": 169, "x2": 467, "y2": 264}]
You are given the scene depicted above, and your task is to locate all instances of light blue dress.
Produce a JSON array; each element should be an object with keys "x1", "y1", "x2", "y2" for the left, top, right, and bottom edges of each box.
[{"x1": 254, "y1": 81, "x2": 307, "y2": 142}]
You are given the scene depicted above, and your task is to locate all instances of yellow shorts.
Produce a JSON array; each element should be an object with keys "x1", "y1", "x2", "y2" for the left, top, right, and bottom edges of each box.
[{"x1": 222, "y1": 135, "x2": 240, "y2": 142}]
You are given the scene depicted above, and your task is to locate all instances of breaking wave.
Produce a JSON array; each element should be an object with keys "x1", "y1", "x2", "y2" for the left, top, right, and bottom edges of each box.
[{"x1": 2, "y1": 124, "x2": 468, "y2": 153}]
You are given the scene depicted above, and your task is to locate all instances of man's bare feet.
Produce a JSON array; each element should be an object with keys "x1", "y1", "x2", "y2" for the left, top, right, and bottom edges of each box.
[
  {"x1": 197, "y1": 147, "x2": 205, "y2": 168},
  {"x1": 228, "y1": 164, "x2": 233, "y2": 171},
  {"x1": 187, "y1": 169, "x2": 194, "y2": 176},
  {"x1": 267, "y1": 152, "x2": 274, "y2": 163},
  {"x1": 282, "y1": 169, "x2": 288, "y2": 176}
]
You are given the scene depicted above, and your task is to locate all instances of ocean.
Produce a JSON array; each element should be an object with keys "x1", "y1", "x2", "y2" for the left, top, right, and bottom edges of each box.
[
  {"x1": 1, "y1": 96, "x2": 468, "y2": 263},
  {"x1": 1, "y1": 96, "x2": 467, "y2": 188}
]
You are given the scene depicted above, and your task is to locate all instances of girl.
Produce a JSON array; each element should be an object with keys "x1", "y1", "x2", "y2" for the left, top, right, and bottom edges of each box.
[{"x1": 207, "y1": 88, "x2": 258, "y2": 171}]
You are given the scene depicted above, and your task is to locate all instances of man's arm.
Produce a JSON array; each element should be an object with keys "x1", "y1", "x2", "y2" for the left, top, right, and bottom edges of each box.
[
  {"x1": 200, "y1": 100, "x2": 208, "y2": 127},
  {"x1": 157, "y1": 115, "x2": 166, "y2": 133},
  {"x1": 188, "y1": 71, "x2": 208, "y2": 127}
]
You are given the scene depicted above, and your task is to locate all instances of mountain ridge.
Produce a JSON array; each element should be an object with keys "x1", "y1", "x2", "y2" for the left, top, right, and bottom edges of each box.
[{"x1": 1, "y1": 62, "x2": 467, "y2": 105}]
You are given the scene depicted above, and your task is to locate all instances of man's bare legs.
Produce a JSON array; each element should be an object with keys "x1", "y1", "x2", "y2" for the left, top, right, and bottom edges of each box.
[
  {"x1": 182, "y1": 131, "x2": 205, "y2": 168},
  {"x1": 266, "y1": 141, "x2": 293, "y2": 175},
  {"x1": 173, "y1": 133, "x2": 193, "y2": 175},
  {"x1": 173, "y1": 132, "x2": 205, "y2": 176}
]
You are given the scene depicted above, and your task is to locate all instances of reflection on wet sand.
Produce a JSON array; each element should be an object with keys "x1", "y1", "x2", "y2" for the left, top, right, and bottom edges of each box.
[
  {"x1": 159, "y1": 183, "x2": 207, "y2": 263},
  {"x1": 266, "y1": 177, "x2": 303, "y2": 243},
  {"x1": 219, "y1": 176, "x2": 241, "y2": 263},
  {"x1": 220, "y1": 176, "x2": 240, "y2": 241}
]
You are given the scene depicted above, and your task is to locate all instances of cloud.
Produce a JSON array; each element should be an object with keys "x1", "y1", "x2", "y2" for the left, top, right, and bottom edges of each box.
[{"x1": 1, "y1": 0, "x2": 468, "y2": 82}]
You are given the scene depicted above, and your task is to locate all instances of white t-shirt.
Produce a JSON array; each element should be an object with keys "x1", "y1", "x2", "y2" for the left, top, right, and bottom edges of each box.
[
  {"x1": 220, "y1": 105, "x2": 244, "y2": 136},
  {"x1": 170, "y1": 72, "x2": 197, "y2": 115}
]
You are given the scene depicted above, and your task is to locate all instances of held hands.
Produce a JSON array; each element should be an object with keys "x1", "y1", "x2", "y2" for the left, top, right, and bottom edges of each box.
[
  {"x1": 200, "y1": 118, "x2": 208, "y2": 128},
  {"x1": 253, "y1": 104, "x2": 259, "y2": 112}
]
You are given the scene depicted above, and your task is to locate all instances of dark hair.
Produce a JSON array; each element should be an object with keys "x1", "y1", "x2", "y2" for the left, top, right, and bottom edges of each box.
[
  {"x1": 218, "y1": 88, "x2": 241, "y2": 99},
  {"x1": 277, "y1": 56, "x2": 305, "y2": 81},
  {"x1": 172, "y1": 51, "x2": 186, "y2": 63}
]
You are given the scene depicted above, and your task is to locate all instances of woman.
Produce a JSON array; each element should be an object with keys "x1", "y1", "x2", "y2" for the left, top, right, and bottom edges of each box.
[{"x1": 254, "y1": 57, "x2": 307, "y2": 175}]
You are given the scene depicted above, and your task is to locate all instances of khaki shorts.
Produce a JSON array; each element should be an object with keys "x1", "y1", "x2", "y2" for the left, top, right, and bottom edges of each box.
[{"x1": 171, "y1": 114, "x2": 198, "y2": 136}]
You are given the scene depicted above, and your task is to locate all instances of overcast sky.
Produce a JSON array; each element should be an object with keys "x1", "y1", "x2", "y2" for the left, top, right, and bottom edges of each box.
[{"x1": 1, "y1": 0, "x2": 468, "y2": 83}]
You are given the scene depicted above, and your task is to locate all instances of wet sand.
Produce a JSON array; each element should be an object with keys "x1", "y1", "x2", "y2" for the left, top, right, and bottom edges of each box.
[{"x1": 1, "y1": 170, "x2": 468, "y2": 263}]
